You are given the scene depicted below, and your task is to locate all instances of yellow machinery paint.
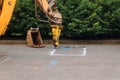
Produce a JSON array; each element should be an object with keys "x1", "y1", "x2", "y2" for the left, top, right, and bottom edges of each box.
[
  {"x1": 0, "y1": 0, "x2": 16, "y2": 35},
  {"x1": 51, "y1": 25, "x2": 62, "y2": 47}
]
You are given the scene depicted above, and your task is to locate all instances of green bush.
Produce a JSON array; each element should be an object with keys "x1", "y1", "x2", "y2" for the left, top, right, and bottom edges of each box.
[
  {"x1": 57, "y1": 0, "x2": 120, "y2": 39},
  {"x1": 6, "y1": 0, "x2": 50, "y2": 37},
  {"x1": 5, "y1": 0, "x2": 120, "y2": 39}
]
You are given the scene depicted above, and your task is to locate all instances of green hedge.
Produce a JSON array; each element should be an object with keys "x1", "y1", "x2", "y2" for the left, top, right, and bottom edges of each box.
[{"x1": 5, "y1": 0, "x2": 120, "y2": 39}]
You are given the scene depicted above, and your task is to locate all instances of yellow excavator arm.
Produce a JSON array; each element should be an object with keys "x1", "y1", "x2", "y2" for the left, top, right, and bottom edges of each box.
[
  {"x1": 0, "y1": 0, "x2": 63, "y2": 48},
  {"x1": 0, "y1": 0, "x2": 16, "y2": 35},
  {"x1": 35, "y1": 0, "x2": 63, "y2": 47}
]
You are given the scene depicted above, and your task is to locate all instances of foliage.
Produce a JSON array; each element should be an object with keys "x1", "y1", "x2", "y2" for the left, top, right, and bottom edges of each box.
[
  {"x1": 5, "y1": 0, "x2": 120, "y2": 39},
  {"x1": 6, "y1": 0, "x2": 50, "y2": 37},
  {"x1": 57, "y1": 0, "x2": 120, "y2": 39}
]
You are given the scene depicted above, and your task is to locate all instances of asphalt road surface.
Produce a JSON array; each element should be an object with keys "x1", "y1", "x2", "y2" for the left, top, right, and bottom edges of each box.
[{"x1": 0, "y1": 44, "x2": 120, "y2": 80}]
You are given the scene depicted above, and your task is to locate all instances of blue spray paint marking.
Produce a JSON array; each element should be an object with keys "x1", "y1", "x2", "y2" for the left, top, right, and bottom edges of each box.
[
  {"x1": 48, "y1": 59, "x2": 59, "y2": 69},
  {"x1": 57, "y1": 46, "x2": 72, "y2": 50}
]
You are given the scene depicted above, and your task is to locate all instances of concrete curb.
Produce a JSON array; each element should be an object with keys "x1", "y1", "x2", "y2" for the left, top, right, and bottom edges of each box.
[{"x1": 0, "y1": 40, "x2": 120, "y2": 44}]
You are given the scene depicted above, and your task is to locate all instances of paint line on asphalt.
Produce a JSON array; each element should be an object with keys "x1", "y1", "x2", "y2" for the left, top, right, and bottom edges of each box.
[
  {"x1": 50, "y1": 47, "x2": 87, "y2": 57},
  {"x1": 0, "y1": 57, "x2": 11, "y2": 65},
  {"x1": 51, "y1": 54, "x2": 86, "y2": 57},
  {"x1": 50, "y1": 49, "x2": 56, "y2": 55}
]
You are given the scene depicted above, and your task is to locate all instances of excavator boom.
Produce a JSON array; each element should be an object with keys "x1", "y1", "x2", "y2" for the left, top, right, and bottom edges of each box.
[
  {"x1": 36, "y1": 0, "x2": 63, "y2": 47},
  {"x1": 0, "y1": 0, "x2": 16, "y2": 35}
]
